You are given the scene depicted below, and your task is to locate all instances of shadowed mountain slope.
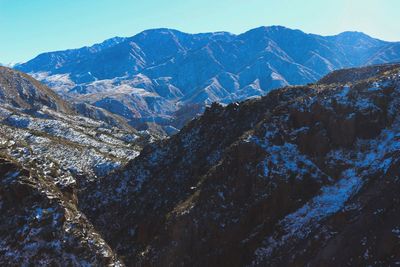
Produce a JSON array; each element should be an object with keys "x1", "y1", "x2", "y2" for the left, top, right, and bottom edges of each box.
[{"x1": 73, "y1": 63, "x2": 400, "y2": 266}]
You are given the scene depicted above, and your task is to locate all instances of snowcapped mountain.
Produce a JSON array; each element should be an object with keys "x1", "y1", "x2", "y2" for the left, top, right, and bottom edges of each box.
[{"x1": 15, "y1": 26, "x2": 400, "y2": 132}]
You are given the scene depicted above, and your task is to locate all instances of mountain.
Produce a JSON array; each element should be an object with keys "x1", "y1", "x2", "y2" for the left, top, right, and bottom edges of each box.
[
  {"x1": 15, "y1": 26, "x2": 400, "y2": 132},
  {"x1": 0, "y1": 66, "x2": 144, "y2": 130},
  {"x1": 76, "y1": 63, "x2": 400, "y2": 266}
]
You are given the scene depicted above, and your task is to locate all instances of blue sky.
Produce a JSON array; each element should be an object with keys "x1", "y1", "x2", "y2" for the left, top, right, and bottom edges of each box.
[{"x1": 1, "y1": 0, "x2": 399, "y2": 64}]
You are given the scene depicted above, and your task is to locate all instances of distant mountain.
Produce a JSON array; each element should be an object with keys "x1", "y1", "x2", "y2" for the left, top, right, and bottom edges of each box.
[{"x1": 15, "y1": 26, "x2": 400, "y2": 131}]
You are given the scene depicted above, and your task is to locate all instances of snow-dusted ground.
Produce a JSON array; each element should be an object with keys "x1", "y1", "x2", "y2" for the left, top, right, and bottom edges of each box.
[{"x1": 0, "y1": 105, "x2": 145, "y2": 186}]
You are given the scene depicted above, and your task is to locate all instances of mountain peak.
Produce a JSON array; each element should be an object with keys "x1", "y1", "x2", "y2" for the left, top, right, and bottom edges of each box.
[
  {"x1": 242, "y1": 25, "x2": 294, "y2": 34},
  {"x1": 136, "y1": 27, "x2": 185, "y2": 36},
  {"x1": 134, "y1": 27, "x2": 235, "y2": 40},
  {"x1": 328, "y1": 30, "x2": 384, "y2": 46},
  {"x1": 252, "y1": 25, "x2": 292, "y2": 31},
  {"x1": 88, "y1": 36, "x2": 127, "y2": 51},
  {"x1": 335, "y1": 30, "x2": 371, "y2": 37},
  {"x1": 239, "y1": 25, "x2": 307, "y2": 40}
]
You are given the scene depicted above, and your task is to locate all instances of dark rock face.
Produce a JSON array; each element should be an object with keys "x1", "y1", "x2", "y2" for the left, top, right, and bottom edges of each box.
[{"x1": 75, "y1": 65, "x2": 400, "y2": 266}]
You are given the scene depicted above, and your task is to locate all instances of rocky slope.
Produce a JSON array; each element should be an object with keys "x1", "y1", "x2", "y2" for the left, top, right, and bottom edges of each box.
[
  {"x1": 0, "y1": 158, "x2": 123, "y2": 266},
  {"x1": 77, "y1": 63, "x2": 400, "y2": 266},
  {"x1": 0, "y1": 68, "x2": 156, "y2": 266},
  {"x1": 0, "y1": 66, "x2": 142, "y2": 130},
  {"x1": 15, "y1": 27, "x2": 400, "y2": 132}
]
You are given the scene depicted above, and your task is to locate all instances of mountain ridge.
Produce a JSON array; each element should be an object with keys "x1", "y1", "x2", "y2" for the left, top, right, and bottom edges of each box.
[
  {"x1": 0, "y1": 66, "x2": 74, "y2": 114},
  {"x1": 15, "y1": 26, "x2": 400, "y2": 133}
]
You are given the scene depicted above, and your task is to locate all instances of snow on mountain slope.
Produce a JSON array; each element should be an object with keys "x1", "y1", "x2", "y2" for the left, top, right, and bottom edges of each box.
[
  {"x1": 0, "y1": 158, "x2": 124, "y2": 266},
  {"x1": 0, "y1": 66, "x2": 74, "y2": 113}
]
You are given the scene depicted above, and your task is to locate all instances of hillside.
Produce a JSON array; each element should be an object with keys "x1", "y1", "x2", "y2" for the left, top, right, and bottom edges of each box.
[
  {"x1": 0, "y1": 66, "x2": 73, "y2": 113},
  {"x1": 0, "y1": 158, "x2": 123, "y2": 266}
]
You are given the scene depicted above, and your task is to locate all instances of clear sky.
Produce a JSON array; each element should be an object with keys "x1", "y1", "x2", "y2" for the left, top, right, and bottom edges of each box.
[{"x1": 1, "y1": 0, "x2": 399, "y2": 64}]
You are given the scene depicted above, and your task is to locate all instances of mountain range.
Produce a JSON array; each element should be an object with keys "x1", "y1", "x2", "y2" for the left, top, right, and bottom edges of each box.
[{"x1": 15, "y1": 26, "x2": 400, "y2": 132}]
